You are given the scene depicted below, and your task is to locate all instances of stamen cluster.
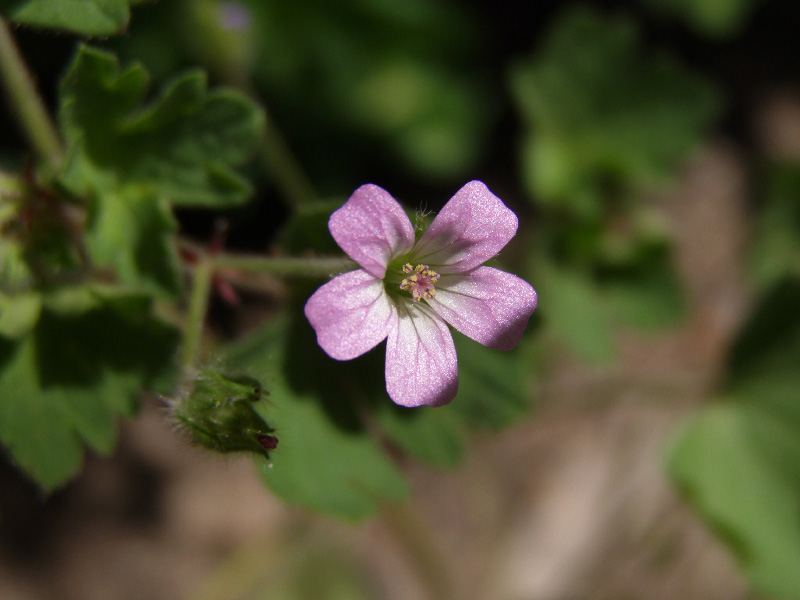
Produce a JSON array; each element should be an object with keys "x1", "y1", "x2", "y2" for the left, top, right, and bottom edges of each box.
[{"x1": 399, "y1": 263, "x2": 440, "y2": 301}]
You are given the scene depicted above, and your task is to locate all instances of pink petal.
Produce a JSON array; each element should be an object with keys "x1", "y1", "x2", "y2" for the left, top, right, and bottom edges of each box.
[
  {"x1": 385, "y1": 302, "x2": 458, "y2": 407},
  {"x1": 329, "y1": 184, "x2": 416, "y2": 279},
  {"x1": 304, "y1": 270, "x2": 395, "y2": 360},
  {"x1": 411, "y1": 181, "x2": 518, "y2": 274},
  {"x1": 428, "y1": 267, "x2": 537, "y2": 350}
]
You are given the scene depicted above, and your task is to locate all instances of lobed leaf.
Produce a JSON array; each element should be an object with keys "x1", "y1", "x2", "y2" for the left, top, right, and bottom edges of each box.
[
  {"x1": 0, "y1": 297, "x2": 179, "y2": 490},
  {"x1": 83, "y1": 188, "x2": 181, "y2": 297},
  {"x1": 59, "y1": 45, "x2": 265, "y2": 207},
  {"x1": 510, "y1": 7, "x2": 719, "y2": 218},
  {"x1": 0, "y1": 0, "x2": 130, "y2": 36}
]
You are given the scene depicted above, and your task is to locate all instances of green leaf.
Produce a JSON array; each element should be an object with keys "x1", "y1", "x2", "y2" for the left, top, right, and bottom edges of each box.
[
  {"x1": 669, "y1": 280, "x2": 800, "y2": 599},
  {"x1": 0, "y1": 298, "x2": 179, "y2": 490},
  {"x1": 751, "y1": 165, "x2": 800, "y2": 290},
  {"x1": 242, "y1": 0, "x2": 496, "y2": 181},
  {"x1": 84, "y1": 189, "x2": 181, "y2": 296},
  {"x1": 510, "y1": 7, "x2": 719, "y2": 218},
  {"x1": 670, "y1": 403, "x2": 800, "y2": 600},
  {"x1": 0, "y1": 290, "x2": 41, "y2": 338},
  {"x1": 375, "y1": 401, "x2": 463, "y2": 468},
  {"x1": 637, "y1": 0, "x2": 761, "y2": 38},
  {"x1": 59, "y1": 45, "x2": 265, "y2": 207},
  {"x1": 226, "y1": 315, "x2": 409, "y2": 521},
  {"x1": 450, "y1": 331, "x2": 533, "y2": 430},
  {"x1": 536, "y1": 259, "x2": 616, "y2": 362},
  {"x1": 0, "y1": 0, "x2": 130, "y2": 36},
  {"x1": 277, "y1": 199, "x2": 346, "y2": 255}
]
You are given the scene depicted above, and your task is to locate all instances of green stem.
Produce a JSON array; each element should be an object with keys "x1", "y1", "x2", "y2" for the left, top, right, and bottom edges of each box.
[
  {"x1": 181, "y1": 255, "x2": 214, "y2": 372},
  {"x1": 381, "y1": 503, "x2": 458, "y2": 600},
  {"x1": 262, "y1": 107, "x2": 317, "y2": 212},
  {"x1": 0, "y1": 17, "x2": 63, "y2": 167},
  {"x1": 213, "y1": 252, "x2": 355, "y2": 278}
]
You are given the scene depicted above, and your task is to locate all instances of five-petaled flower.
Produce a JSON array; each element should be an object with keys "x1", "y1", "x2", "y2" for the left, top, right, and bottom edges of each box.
[{"x1": 304, "y1": 181, "x2": 537, "y2": 407}]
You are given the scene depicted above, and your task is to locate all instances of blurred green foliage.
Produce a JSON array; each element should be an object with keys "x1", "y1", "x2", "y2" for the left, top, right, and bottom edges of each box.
[
  {"x1": 0, "y1": 295, "x2": 178, "y2": 489},
  {"x1": 751, "y1": 164, "x2": 800, "y2": 289},
  {"x1": 511, "y1": 7, "x2": 719, "y2": 218},
  {"x1": 0, "y1": 2, "x2": 799, "y2": 596},
  {"x1": 670, "y1": 280, "x2": 800, "y2": 600},
  {"x1": 109, "y1": 0, "x2": 498, "y2": 186},
  {"x1": 510, "y1": 7, "x2": 719, "y2": 361},
  {"x1": 637, "y1": 0, "x2": 762, "y2": 37},
  {"x1": 0, "y1": 0, "x2": 133, "y2": 35}
]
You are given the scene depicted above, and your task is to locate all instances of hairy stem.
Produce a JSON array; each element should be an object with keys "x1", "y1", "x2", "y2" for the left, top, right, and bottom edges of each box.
[
  {"x1": 0, "y1": 17, "x2": 63, "y2": 167},
  {"x1": 213, "y1": 253, "x2": 354, "y2": 278},
  {"x1": 181, "y1": 255, "x2": 214, "y2": 372}
]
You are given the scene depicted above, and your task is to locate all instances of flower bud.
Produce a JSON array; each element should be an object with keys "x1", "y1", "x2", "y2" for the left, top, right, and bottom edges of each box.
[{"x1": 169, "y1": 367, "x2": 277, "y2": 460}]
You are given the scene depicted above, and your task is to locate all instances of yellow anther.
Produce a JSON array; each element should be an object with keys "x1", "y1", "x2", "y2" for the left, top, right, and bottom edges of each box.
[{"x1": 399, "y1": 263, "x2": 440, "y2": 302}]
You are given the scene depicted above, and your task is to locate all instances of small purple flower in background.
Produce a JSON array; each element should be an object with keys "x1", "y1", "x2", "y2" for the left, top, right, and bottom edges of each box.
[
  {"x1": 304, "y1": 181, "x2": 537, "y2": 408},
  {"x1": 218, "y1": 2, "x2": 252, "y2": 31}
]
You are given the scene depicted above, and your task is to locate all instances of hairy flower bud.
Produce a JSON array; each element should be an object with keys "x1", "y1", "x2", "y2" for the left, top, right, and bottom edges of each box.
[{"x1": 168, "y1": 367, "x2": 277, "y2": 460}]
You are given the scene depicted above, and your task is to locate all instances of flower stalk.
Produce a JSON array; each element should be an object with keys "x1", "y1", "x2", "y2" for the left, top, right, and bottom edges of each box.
[
  {"x1": 212, "y1": 252, "x2": 355, "y2": 278},
  {"x1": 181, "y1": 253, "x2": 214, "y2": 371},
  {"x1": 0, "y1": 17, "x2": 63, "y2": 168}
]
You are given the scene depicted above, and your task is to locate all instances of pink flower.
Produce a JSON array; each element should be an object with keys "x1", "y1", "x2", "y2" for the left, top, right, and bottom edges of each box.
[{"x1": 304, "y1": 181, "x2": 537, "y2": 407}]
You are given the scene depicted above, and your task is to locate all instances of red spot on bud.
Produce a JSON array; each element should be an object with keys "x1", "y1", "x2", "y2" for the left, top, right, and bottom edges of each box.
[{"x1": 257, "y1": 434, "x2": 278, "y2": 451}]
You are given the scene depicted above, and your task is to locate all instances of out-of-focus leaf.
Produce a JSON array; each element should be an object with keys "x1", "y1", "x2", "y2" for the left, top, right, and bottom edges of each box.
[
  {"x1": 0, "y1": 291, "x2": 40, "y2": 338},
  {"x1": 638, "y1": 0, "x2": 761, "y2": 38},
  {"x1": 0, "y1": 0, "x2": 130, "y2": 36},
  {"x1": 244, "y1": 0, "x2": 495, "y2": 181},
  {"x1": 537, "y1": 259, "x2": 615, "y2": 362},
  {"x1": 0, "y1": 299, "x2": 179, "y2": 490},
  {"x1": 59, "y1": 45, "x2": 265, "y2": 207},
  {"x1": 510, "y1": 7, "x2": 719, "y2": 219},
  {"x1": 376, "y1": 401, "x2": 463, "y2": 468},
  {"x1": 670, "y1": 403, "x2": 800, "y2": 600},
  {"x1": 751, "y1": 165, "x2": 800, "y2": 289},
  {"x1": 599, "y1": 261, "x2": 684, "y2": 331},
  {"x1": 669, "y1": 280, "x2": 800, "y2": 600},
  {"x1": 536, "y1": 248, "x2": 684, "y2": 362},
  {"x1": 84, "y1": 189, "x2": 181, "y2": 296},
  {"x1": 226, "y1": 315, "x2": 410, "y2": 521},
  {"x1": 450, "y1": 331, "x2": 532, "y2": 430},
  {"x1": 276, "y1": 199, "x2": 344, "y2": 255}
]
